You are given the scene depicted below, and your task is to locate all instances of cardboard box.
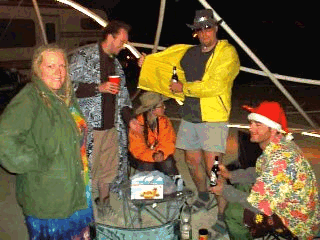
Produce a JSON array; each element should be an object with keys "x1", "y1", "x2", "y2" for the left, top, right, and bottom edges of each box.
[{"x1": 131, "y1": 174, "x2": 163, "y2": 200}]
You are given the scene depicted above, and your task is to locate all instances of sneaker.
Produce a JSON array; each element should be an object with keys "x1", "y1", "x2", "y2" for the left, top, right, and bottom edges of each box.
[
  {"x1": 95, "y1": 198, "x2": 117, "y2": 218},
  {"x1": 211, "y1": 214, "x2": 228, "y2": 236},
  {"x1": 104, "y1": 205, "x2": 118, "y2": 217}
]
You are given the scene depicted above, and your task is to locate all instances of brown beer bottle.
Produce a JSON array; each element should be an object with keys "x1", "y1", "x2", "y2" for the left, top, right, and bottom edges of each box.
[
  {"x1": 172, "y1": 66, "x2": 179, "y2": 83},
  {"x1": 210, "y1": 156, "x2": 219, "y2": 187}
]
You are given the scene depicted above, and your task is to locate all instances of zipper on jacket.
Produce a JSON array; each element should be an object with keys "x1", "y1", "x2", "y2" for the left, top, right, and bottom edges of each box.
[{"x1": 218, "y1": 96, "x2": 228, "y2": 113}]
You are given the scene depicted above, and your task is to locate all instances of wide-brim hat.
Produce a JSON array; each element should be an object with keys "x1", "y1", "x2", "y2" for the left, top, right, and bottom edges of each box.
[
  {"x1": 186, "y1": 9, "x2": 220, "y2": 30},
  {"x1": 135, "y1": 92, "x2": 170, "y2": 115},
  {"x1": 242, "y1": 101, "x2": 289, "y2": 134}
]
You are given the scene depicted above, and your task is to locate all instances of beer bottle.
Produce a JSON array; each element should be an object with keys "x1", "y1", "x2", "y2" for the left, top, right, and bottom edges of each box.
[
  {"x1": 172, "y1": 66, "x2": 179, "y2": 83},
  {"x1": 210, "y1": 156, "x2": 219, "y2": 187},
  {"x1": 181, "y1": 205, "x2": 192, "y2": 240}
]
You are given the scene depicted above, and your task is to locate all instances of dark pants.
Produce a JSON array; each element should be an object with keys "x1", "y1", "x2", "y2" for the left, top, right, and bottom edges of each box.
[{"x1": 130, "y1": 155, "x2": 179, "y2": 177}]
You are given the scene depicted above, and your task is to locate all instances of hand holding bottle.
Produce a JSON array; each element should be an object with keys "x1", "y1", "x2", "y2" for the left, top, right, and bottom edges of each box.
[
  {"x1": 170, "y1": 66, "x2": 183, "y2": 94},
  {"x1": 209, "y1": 178, "x2": 224, "y2": 196},
  {"x1": 217, "y1": 164, "x2": 231, "y2": 180},
  {"x1": 170, "y1": 81, "x2": 183, "y2": 94}
]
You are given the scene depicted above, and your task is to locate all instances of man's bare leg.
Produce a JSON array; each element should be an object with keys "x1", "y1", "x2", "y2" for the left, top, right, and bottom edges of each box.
[
  {"x1": 185, "y1": 149, "x2": 215, "y2": 211},
  {"x1": 185, "y1": 149, "x2": 205, "y2": 193}
]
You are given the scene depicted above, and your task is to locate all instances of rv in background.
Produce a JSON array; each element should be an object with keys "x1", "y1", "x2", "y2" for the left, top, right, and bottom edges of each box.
[{"x1": 0, "y1": 0, "x2": 107, "y2": 75}]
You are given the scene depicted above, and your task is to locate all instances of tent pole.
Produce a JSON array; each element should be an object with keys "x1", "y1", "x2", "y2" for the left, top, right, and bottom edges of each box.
[
  {"x1": 32, "y1": 0, "x2": 48, "y2": 45},
  {"x1": 153, "y1": 0, "x2": 166, "y2": 53},
  {"x1": 198, "y1": 0, "x2": 318, "y2": 128}
]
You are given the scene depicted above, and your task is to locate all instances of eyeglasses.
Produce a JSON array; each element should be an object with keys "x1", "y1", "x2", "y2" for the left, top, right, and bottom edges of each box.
[{"x1": 193, "y1": 26, "x2": 214, "y2": 38}]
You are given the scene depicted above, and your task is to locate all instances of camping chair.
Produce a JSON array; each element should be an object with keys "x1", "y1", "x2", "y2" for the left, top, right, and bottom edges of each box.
[
  {"x1": 124, "y1": 154, "x2": 194, "y2": 229},
  {"x1": 120, "y1": 179, "x2": 193, "y2": 229}
]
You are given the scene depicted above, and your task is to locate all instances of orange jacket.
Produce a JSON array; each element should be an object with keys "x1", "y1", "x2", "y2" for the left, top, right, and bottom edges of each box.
[{"x1": 129, "y1": 114, "x2": 176, "y2": 162}]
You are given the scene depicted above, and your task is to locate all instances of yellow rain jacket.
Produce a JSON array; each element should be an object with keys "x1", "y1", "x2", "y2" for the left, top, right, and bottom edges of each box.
[{"x1": 138, "y1": 40, "x2": 240, "y2": 122}]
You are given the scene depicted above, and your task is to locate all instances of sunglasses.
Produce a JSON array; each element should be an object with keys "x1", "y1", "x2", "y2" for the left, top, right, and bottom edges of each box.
[{"x1": 193, "y1": 26, "x2": 214, "y2": 37}]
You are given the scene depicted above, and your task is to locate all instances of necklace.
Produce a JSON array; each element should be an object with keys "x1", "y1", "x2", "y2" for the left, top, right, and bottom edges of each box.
[
  {"x1": 202, "y1": 45, "x2": 215, "y2": 52},
  {"x1": 201, "y1": 40, "x2": 218, "y2": 52}
]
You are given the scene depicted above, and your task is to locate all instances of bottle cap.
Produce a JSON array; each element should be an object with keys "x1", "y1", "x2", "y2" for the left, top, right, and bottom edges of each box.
[{"x1": 199, "y1": 228, "x2": 208, "y2": 235}]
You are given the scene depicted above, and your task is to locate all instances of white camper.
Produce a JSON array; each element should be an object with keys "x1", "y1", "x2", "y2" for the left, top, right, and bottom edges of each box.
[{"x1": 0, "y1": 0, "x2": 107, "y2": 73}]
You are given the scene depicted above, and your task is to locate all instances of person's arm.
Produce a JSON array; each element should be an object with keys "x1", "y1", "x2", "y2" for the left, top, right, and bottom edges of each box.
[
  {"x1": 218, "y1": 164, "x2": 257, "y2": 184},
  {"x1": 122, "y1": 107, "x2": 144, "y2": 135},
  {"x1": 128, "y1": 116, "x2": 156, "y2": 162},
  {"x1": 121, "y1": 106, "x2": 134, "y2": 126},
  {"x1": 222, "y1": 185, "x2": 260, "y2": 213},
  {"x1": 155, "y1": 116, "x2": 176, "y2": 159},
  {"x1": 0, "y1": 88, "x2": 50, "y2": 173},
  {"x1": 229, "y1": 167, "x2": 258, "y2": 184},
  {"x1": 69, "y1": 49, "x2": 100, "y2": 98}
]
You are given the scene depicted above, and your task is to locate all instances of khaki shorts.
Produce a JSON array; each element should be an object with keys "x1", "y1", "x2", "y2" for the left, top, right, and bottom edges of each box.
[{"x1": 175, "y1": 119, "x2": 229, "y2": 153}]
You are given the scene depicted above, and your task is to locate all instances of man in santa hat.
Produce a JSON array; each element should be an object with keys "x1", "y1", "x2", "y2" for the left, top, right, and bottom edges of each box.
[{"x1": 210, "y1": 101, "x2": 319, "y2": 239}]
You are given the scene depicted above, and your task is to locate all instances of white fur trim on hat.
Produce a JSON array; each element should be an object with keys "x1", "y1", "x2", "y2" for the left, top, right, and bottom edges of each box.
[{"x1": 248, "y1": 113, "x2": 282, "y2": 131}]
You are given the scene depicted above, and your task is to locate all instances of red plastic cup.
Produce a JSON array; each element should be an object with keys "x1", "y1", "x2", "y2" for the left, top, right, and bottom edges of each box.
[{"x1": 108, "y1": 75, "x2": 121, "y2": 85}]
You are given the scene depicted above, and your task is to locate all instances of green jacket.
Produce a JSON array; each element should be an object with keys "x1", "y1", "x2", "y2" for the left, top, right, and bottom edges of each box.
[
  {"x1": 139, "y1": 40, "x2": 240, "y2": 122},
  {"x1": 0, "y1": 76, "x2": 87, "y2": 219}
]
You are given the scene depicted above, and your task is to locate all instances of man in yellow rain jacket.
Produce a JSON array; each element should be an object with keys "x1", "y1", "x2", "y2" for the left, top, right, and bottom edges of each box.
[{"x1": 138, "y1": 9, "x2": 240, "y2": 234}]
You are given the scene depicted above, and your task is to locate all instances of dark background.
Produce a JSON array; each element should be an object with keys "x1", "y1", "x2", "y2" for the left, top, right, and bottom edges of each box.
[
  {"x1": 74, "y1": 0, "x2": 320, "y2": 124},
  {"x1": 0, "y1": 0, "x2": 318, "y2": 128},
  {"x1": 77, "y1": 0, "x2": 319, "y2": 82},
  {"x1": 3, "y1": 0, "x2": 318, "y2": 118}
]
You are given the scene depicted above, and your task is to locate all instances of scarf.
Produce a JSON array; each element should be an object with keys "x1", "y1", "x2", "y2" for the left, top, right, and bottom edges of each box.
[{"x1": 69, "y1": 106, "x2": 89, "y2": 185}]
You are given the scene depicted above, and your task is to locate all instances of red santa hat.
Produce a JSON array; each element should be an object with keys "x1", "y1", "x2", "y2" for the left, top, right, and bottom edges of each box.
[{"x1": 242, "y1": 101, "x2": 290, "y2": 134}]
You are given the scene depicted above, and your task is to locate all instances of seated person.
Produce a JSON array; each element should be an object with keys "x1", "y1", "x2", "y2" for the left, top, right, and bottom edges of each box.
[
  {"x1": 210, "y1": 101, "x2": 320, "y2": 240},
  {"x1": 129, "y1": 91, "x2": 179, "y2": 177}
]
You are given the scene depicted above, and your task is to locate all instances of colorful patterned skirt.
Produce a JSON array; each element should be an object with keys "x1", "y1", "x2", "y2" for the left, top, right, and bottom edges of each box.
[{"x1": 25, "y1": 184, "x2": 93, "y2": 240}]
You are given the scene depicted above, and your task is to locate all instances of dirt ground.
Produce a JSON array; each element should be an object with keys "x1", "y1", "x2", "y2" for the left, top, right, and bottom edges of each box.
[{"x1": 1, "y1": 84, "x2": 320, "y2": 239}]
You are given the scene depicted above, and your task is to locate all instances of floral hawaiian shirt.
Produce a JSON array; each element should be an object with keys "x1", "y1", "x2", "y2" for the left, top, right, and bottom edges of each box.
[{"x1": 247, "y1": 134, "x2": 320, "y2": 239}]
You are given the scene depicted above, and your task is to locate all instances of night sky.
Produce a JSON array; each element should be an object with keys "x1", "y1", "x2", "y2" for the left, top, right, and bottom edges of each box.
[{"x1": 77, "y1": 0, "x2": 319, "y2": 81}]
